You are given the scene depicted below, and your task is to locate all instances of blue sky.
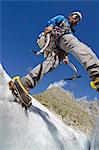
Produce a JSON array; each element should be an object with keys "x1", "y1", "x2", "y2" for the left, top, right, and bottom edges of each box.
[{"x1": 1, "y1": 1, "x2": 99, "y2": 100}]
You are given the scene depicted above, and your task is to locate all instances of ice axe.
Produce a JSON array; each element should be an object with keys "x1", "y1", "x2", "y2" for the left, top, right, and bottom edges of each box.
[
  {"x1": 64, "y1": 62, "x2": 81, "y2": 81},
  {"x1": 31, "y1": 33, "x2": 50, "y2": 55}
]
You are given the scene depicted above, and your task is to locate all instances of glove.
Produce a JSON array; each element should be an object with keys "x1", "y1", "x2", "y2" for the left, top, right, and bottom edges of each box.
[
  {"x1": 44, "y1": 26, "x2": 53, "y2": 34},
  {"x1": 63, "y1": 56, "x2": 69, "y2": 64}
]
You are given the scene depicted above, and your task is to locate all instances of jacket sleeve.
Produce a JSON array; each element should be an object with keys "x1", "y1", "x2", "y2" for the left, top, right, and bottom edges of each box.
[{"x1": 47, "y1": 15, "x2": 66, "y2": 27}]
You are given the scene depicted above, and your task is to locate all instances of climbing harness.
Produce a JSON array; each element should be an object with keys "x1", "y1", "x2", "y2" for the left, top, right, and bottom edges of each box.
[{"x1": 31, "y1": 31, "x2": 81, "y2": 81}]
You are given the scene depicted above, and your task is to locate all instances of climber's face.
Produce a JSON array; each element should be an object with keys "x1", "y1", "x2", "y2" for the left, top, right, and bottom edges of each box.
[{"x1": 68, "y1": 14, "x2": 80, "y2": 26}]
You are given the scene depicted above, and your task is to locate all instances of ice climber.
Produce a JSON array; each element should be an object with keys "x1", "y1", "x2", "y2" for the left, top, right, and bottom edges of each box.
[{"x1": 9, "y1": 11, "x2": 99, "y2": 107}]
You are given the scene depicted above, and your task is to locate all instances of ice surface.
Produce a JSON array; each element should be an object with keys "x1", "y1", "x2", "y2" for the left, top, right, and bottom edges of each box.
[{"x1": 0, "y1": 63, "x2": 90, "y2": 150}]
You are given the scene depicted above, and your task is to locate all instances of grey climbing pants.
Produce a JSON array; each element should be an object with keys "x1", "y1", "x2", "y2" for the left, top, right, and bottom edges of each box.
[
  {"x1": 21, "y1": 49, "x2": 66, "y2": 88},
  {"x1": 21, "y1": 34, "x2": 99, "y2": 88},
  {"x1": 60, "y1": 34, "x2": 99, "y2": 80}
]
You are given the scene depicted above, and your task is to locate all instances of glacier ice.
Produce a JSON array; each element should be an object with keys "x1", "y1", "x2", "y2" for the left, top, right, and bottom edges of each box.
[{"x1": 0, "y1": 63, "x2": 90, "y2": 150}]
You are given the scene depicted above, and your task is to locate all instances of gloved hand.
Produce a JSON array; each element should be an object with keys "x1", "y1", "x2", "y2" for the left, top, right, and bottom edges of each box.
[
  {"x1": 63, "y1": 56, "x2": 69, "y2": 64},
  {"x1": 44, "y1": 26, "x2": 53, "y2": 34}
]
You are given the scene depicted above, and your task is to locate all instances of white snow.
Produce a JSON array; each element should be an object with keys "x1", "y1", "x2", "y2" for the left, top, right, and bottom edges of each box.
[
  {"x1": 0, "y1": 63, "x2": 90, "y2": 150},
  {"x1": 0, "y1": 63, "x2": 12, "y2": 100}
]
